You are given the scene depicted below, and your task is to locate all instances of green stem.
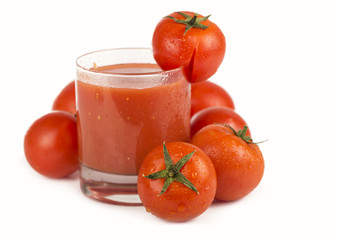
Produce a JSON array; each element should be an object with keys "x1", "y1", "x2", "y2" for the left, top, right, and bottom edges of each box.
[
  {"x1": 165, "y1": 12, "x2": 211, "y2": 35},
  {"x1": 143, "y1": 142, "x2": 199, "y2": 195},
  {"x1": 222, "y1": 124, "x2": 267, "y2": 145}
]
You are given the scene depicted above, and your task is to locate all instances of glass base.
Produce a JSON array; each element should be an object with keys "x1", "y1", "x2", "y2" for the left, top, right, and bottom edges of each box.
[{"x1": 79, "y1": 163, "x2": 141, "y2": 206}]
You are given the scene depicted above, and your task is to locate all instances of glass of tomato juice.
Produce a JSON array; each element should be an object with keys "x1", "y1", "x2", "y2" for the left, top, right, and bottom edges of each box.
[{"x1": 76, "y1": 48, "x2": 191, "y2": 205}]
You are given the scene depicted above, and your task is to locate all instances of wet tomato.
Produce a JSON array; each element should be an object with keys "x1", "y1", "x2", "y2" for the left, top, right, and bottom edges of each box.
[
  {"x1": 24, "y1": 111, "x2": 78, "y2": 178},
  {"x1": 137, "y1": 142, "x2": 216, "y2": 222},
  {"x1": 191, "y1": 124, "x2": 264, "y2": 201},
  {"x1": 191, "y1": 81, "x2": 234, "y2": 117},
  {"x1": 190, "y1": 106, "x2": 251, "y2": 137},
  {"x1": 152, "y1": 11, "x2": 226, "y2": 82}
]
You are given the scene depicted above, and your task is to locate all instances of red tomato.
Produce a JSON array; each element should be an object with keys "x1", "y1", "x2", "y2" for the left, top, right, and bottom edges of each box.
[
  {"x1": 191, "y1": 81, "x2": 235, "y2": 117},
  {"x1": 191, "y1": 124, "x2": 264, "y2": 201},
  {"x1": 137, "y1": 142, "x2": 216, "y2": 222},
  {"x1": 152, "y1": 11, "x2": 226, "y2": 82},
  {"x1": 24, "y1": 111, "x2": 78, "y2": 178},
  {"x1": 190, "y1": 106, "x2": 251, "y2": 137},
  {"x1": 52, "y1": 81, "x2": 76, "y2": 115}
]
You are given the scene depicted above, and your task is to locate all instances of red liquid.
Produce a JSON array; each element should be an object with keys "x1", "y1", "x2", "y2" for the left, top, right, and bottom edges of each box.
[{"x1": 77, "y1": 63, "x2": 190, "y2": 175}]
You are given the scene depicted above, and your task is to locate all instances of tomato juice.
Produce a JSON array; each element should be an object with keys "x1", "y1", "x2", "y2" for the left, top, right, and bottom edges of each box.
[{"x1": 77, "y1": 63, "x2": 190, "y2": 175}]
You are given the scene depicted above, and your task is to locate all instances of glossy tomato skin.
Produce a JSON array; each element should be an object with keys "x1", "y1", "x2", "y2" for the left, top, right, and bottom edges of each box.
[
  {"x1": 137, "y1": 142, "x2": 217, "y2": 222},
  {"x1": 24, "y1": 111, "x2": 78, "y2": 178},
  {"x1": 191, "y1": 81, "x2": 235, "y2": 117},
  {"x1": 152, "y1": 11, "x2": 226, "y2": 83},
  {"x1": 52, "y1": 81, "x2": 76, "y2": 115},
  {"x1": 191, "y1": 124, "x2": 264, "y2": 201},
  {"x1": 190, "y1": 106, "x2": 251, "y2": 137}
]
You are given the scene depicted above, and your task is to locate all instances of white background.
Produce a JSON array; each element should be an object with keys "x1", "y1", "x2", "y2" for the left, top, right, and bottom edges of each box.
[{"x1": 1, "y1": 0, "x2": 337, "y2": 239}]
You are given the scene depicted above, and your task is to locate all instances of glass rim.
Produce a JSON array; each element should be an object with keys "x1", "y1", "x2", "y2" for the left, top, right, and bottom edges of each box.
[{"x1": 76, "y1": 47, "x2": 183, "y2": 78}]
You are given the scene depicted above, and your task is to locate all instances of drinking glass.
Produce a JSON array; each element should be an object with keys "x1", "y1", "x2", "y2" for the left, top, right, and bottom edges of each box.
[{"x1": 76, "y1": 48, "x2": 191, "y2": 205}]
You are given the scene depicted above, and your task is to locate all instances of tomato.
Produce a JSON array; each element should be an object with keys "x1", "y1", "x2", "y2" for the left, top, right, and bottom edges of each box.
[
  {"x1": 24, "y1": 111, "x2": 78, "y2": 178},
  {"x1": 152, "y1": 11, "x2": 226, "y2": 82},
  {"x1": 137, "y1": 142, "x2": 216, "y2": 222},
  {"x1": 52, "y1": 81, "x2": 76, "y2": 115},
  {"x1": 191, "y1": 124, "x2": 264, "y2": 201},
  {"x1": 190, "y1": 106, "x2": 251, "y2": 137},
  {"x1": 191, "y1": 81, "x2": 235, "y2": 117}
]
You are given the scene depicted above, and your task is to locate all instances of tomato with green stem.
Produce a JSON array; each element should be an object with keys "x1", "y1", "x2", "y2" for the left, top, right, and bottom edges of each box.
[
  {"x1": 137, "y1": 142, "x2": 217, "y2": 222},
  {"x1": 152, "y1": 11, "x2": 226, "y2": 82},
  {"x1": 191, "y1": 124, "x2": 264, "y2": 201},
  {"x1": 24, "y1": 111, "x2": 79, "y2": 178}
]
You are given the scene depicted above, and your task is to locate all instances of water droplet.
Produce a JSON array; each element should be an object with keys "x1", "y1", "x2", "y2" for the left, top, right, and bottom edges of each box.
[
  {"x1": 177, "y1": 203, "x2": 186, "y2": 212},
  {"x1": 191, "y1": 172, "x2": 198, "y2": 179},
  {"x1": 169, "y1": 210, "x2": 176, "y2": 215}
]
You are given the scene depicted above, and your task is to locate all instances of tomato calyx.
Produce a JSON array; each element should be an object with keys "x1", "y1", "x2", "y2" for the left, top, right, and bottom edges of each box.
[
  {"x1": 143, "y1": 142, "x2": 199, "y2": 195},
  {"x1": 165, "y1": 12, "x2": 211, "y2": 35},
  {"x1": 222, "y1": 124, "x2": 267, "y2": 145},
  {"x1": 220, "y1": 124, "x2": 253, "y2": 144}
]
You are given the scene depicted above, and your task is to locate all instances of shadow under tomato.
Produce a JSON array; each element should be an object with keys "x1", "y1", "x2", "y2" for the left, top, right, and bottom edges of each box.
[
  {"x1": 211, "y1": 198, "x2": 244, "y2": 208},
  {"x1": 65, "y1": 171, "x2": 79, "y2": 181}
]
